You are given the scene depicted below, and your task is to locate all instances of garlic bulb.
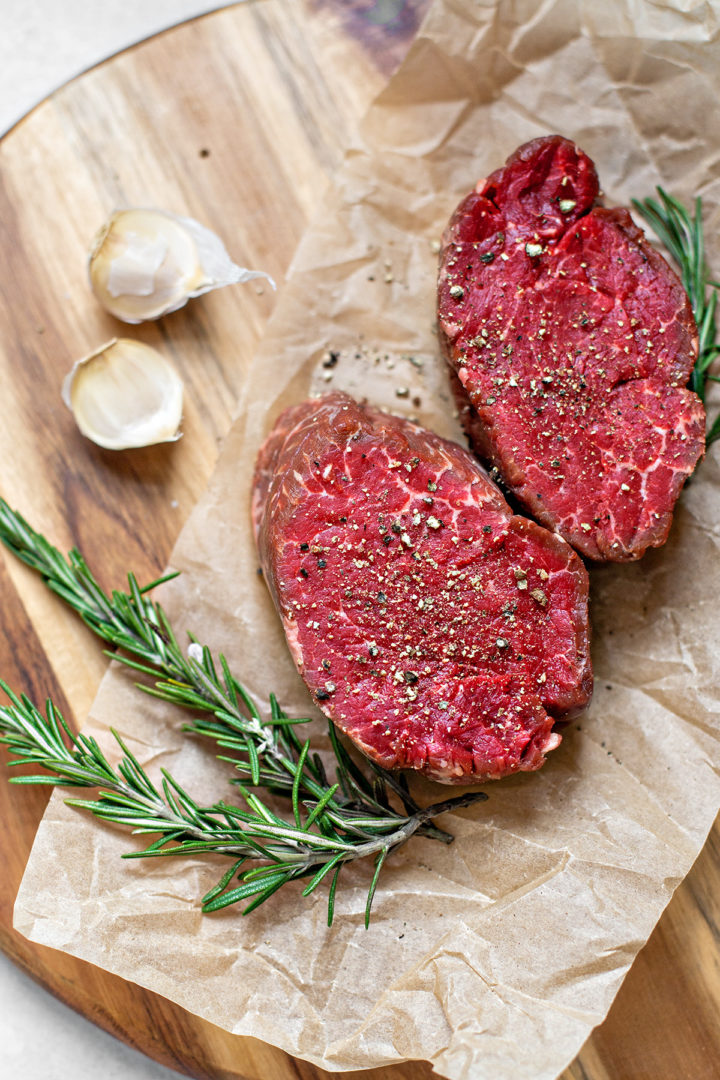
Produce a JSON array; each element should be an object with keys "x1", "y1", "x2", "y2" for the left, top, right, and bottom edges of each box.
[
  {"x1": 62, "y1": 339, "x2": 183, "y2": 450},
  {"x1": 88, "y1": 209, "x2": 275, "y2": 323}
]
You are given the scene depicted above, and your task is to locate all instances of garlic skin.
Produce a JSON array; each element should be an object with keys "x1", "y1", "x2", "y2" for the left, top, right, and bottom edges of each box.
[
  {"x1": 88, "y1": 209, "x2": 275, "y2": 323},
  {"x1": 62, "y1": 339, "x2": 184, "y2": 450}
]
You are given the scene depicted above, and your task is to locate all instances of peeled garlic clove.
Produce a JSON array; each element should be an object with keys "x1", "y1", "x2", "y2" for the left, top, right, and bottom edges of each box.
[
  {"x1": 88, "y1": 209, "x2": 275, "y2": 323},
  {"x1": 62, "y1": 339, "x2": 183, "y2": 450}
]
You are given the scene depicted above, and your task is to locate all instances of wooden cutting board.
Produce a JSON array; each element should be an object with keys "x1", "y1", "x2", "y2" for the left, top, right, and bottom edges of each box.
[{"x1": 0, "y1": 3, "x2": 718, "y2": 1079}]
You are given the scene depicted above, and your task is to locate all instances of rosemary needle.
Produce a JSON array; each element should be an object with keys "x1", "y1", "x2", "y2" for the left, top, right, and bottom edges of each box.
[
  {"x1": 632, "y1": 188, "x2": 720, "y2": 445},
  {"x1": 0, "y1": 499, "x2": 487, "y2": 922}
]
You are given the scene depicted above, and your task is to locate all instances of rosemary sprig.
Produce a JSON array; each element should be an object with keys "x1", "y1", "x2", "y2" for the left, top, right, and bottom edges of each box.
[
  {"x1": 0, "y1": 498, "x2": 431, "y2": 830},
  {"x1": 0, "y1": 498, "x2": 487, "y2": 921},
  {"x1": 0, "y1": 684, "x2": 483, "y2": 924},
  {"x1": 632, "y1": 188, "x2": 720, "y2": 445}
]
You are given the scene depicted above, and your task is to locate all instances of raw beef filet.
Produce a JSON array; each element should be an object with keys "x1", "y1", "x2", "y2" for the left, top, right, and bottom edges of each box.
[
  {"x1": 252, "y1": 392, "x2": 592, "y2": 784},
  {"x1": 438, "y1": 135, "x2": 706, "y2": 561}
]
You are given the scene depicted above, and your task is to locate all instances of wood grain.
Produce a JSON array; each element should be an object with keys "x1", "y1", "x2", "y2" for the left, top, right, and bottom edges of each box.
[{"x1": 0, "y1": 2, "x2": 718, "y2": 1079}]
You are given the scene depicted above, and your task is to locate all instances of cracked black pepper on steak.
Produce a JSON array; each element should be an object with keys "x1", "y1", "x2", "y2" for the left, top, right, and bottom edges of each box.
[
  {"x1": 438, "y1": 134, "x2": 705, "y2": 561},
  {"x1": 252, "y1": 392, "x2": 592, "y2": 784}
]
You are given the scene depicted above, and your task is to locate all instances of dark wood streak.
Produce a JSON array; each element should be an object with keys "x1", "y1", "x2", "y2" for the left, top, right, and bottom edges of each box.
[
  {"x1": 564, "y1": 1060, "x2": 594, "y2": 1080},
  {"x1": 310, "y1": 0, "x2": 432, "y2": 77},
  {"x1": 60, "y1": 444, "x2": 176, "y2": 584},
  {"x1": 251, "y1": 4, "x2": 356, "y2": 173},
  {"x1": 0, "y1": 557, "x2": 73, "y2": 724},
  {"x1": 688, "y1": 876, "x2": 719, "y2": 942}
]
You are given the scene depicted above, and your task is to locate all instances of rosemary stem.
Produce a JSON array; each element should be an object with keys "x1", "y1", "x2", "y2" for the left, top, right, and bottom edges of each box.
[{"x1": 0, "y1": 494, "x2": 486, "y2": 921}]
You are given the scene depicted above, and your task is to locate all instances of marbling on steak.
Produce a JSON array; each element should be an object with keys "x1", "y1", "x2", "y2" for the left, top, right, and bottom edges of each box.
[
  {"x1": 252, "y1": 393, "x2": 592, "y2": 784},
  {"x1": 438, "y1": 135, "x2": 706, "y2": 561}
]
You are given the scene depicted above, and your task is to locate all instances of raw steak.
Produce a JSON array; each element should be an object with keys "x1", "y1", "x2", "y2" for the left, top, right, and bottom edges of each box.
[
  {"x1": 252, "y1": 392, "x2": 592, "y2": 784},
  {"x1": 438, "y1": 135, "x2": 706, "y2": 561}
]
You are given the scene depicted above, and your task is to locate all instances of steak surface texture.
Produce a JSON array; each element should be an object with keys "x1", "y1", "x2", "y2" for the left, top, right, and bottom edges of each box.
[
  {"x1": 438, "y1": 135, "x2": 706, "y2": 561},
  {"x1": 252, "y1": 392, "x2": 592, "y2": 784}
]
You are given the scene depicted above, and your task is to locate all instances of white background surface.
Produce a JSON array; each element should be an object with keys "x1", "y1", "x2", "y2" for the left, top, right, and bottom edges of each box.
[
  {"x1": 1, "y1": 4, "x2": 239, "y2": 1077},
  {"x1": 0, "y1": 0, "x2": 237, "y2": 134}
]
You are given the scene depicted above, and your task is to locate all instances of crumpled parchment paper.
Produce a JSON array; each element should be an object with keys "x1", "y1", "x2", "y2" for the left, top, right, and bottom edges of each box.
[{"x1": 14, "y1": 2, "x2": 720, "y2": 1078}]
